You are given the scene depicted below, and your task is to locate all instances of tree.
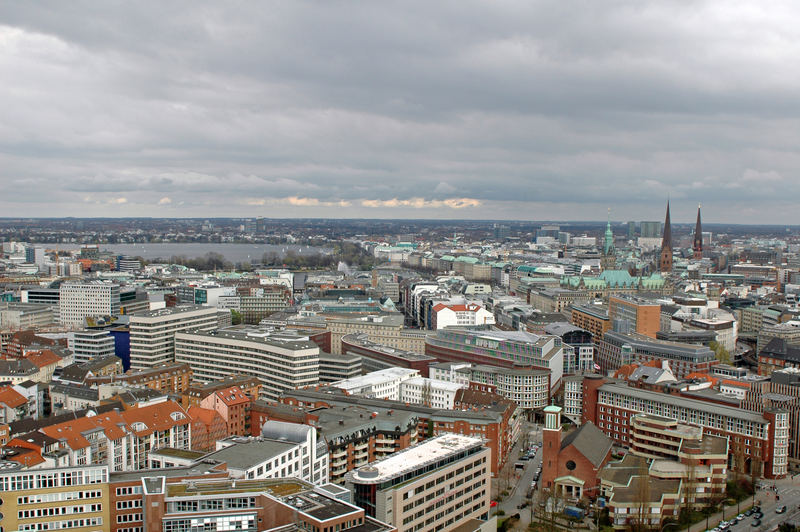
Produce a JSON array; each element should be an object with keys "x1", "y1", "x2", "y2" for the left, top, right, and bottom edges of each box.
[
  {"x1": 709, "y1": 341, "x2": 732, "y2": 364},
  {"x1": 230, "y1": 310, "x2": 242, "y2": 326}
]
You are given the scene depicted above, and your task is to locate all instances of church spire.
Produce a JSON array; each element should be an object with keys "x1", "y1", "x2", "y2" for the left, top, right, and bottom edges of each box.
[
  {"x1": 601, "y1": 208, "x2": 616, "y2": 270},
  {"x1": 693, "y1": 203, "x2": 703, "y2": 260},
  {"x1": 659, "y1": 200, "x2": 673, "y2": 272}
]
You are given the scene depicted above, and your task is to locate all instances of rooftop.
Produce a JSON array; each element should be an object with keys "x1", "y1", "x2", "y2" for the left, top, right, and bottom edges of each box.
[
  {"x1": 349, "y1": 434, "x2": 484, "y2": 484},
  {"x1": 202, "y1": 437, "x2": 298, "y2": 471}
]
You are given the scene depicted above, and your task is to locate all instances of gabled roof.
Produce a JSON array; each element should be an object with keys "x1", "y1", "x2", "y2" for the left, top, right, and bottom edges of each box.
[
  {"x1": 120, "y1": 401, "x2": 189, "y2": 437},
  {"x1": 188, "y1": 405, "x2": 223, "y2": 426},
  {"x1": 25, "y1": 349, "x2": 62, "y2": 369},
  {"x1": 0, "y1": 387, "x2": 27, "y2": 409},
  {"x1": 215, "y1": 386, "x2": 251, "y2": 407},
  {"x1": 40, "y1": 411, "x2": 127, "y2": 450},
  {"x1": 560, "y1": 421, "x2": 613, "y2": 468}
]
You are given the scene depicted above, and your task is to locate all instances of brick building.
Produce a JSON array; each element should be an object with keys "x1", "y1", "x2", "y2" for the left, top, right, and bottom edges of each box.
[
  {"x1": 582, "y1": 375, "x2": 789, "y2": 478},
  {"x1": 541, "y1": 405, "x2": 613, "y2": 500}
]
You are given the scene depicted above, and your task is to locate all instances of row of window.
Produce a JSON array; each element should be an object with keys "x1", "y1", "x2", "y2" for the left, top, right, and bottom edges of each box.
[
  {"x1": 18, "y1": 490, "x2": 102, "y2": 505},
  {"x1": 18, "y1": 504, "x2": 102, "y2": 519},
  {"x1": 18, "y1": 517, "x2": 103, "y2": 531}
]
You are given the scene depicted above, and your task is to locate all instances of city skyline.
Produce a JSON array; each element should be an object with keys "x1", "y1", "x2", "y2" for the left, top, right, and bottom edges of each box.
[{"x1": 2, "y1": 2, "x2": 799, "y2": 222}]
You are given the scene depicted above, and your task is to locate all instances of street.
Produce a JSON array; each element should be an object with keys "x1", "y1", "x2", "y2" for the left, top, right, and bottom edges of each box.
[{"x1": 495, "y1": 428, "x2": 542, "y2": 529}]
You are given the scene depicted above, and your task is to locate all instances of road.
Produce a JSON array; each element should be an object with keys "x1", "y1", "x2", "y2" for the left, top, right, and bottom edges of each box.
[
  {"x1": 688, "y1": 477, "x2": 800, "y2": 532},
  {"x1": 496, "y1": 433, "x2": 542, "y2": 529}
]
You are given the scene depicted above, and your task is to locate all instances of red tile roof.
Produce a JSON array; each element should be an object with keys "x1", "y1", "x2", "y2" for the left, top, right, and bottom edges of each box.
[
  {"x1": 120, "y1": 400, "x2": 189, "y2": 437},
  {"x1": 188, "y1": 405, "x2": 222, "y2": 426},
  {"x1": 40, "y1": 411, "x2": 127, "y2": 450},
  {"x1": 0, "y1": 387, "x2": 27, "y2": 409},
  {"x1": 25, "y1": 349, "x2": 62, "y2": 369},
  {"x1": 215, "y1": 386, "x2": 250, "y2": 407}
]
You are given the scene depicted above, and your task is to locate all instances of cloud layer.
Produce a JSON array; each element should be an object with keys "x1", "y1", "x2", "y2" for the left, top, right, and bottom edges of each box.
[{"x1": 1, "y1": 1, "x2": 800, "y2": 222}]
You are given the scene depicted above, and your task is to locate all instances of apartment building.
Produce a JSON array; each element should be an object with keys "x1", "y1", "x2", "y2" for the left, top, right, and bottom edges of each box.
[
  {"x1": 345, "y1": 434, "x2": 491, "y2": 532},
  {"x1": 59, "y1": 281, "x2": 121, "y2": 329},
  {"x1": 86, "y1": 362, "x2": 192, "y2": 394},
  {"x1": 281, "y1": 388, "x2": 521, "y2": 477},
  {"x1": 175, "y1": 328, "x2": 319, "y2": 401},
  {"x1": 7, "y1": 400, "x2": 192, "y2": 472},
  {"x1": 128, "y1": 305, "x2": 220, "y2": 370}
]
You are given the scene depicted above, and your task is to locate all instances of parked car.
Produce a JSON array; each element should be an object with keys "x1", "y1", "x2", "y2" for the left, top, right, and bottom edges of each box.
[
  {"x1": 751, "y1": 520, "x2": 761, "y2": 528},
  {"x1": 745, "y1": 509, "x2": 754, "y2": 517},
  {"x1": 753, "y1": 512, "x2": 763, "y2": 520},
  {"x1": 777, "y1": 506, "x2": 787, "y2": 514}
]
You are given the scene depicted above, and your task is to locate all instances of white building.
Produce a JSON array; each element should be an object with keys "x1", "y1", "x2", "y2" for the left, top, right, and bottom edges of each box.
[
  {"x1": 69, "y1": 329, "x2": 116, "y2": 364},
  {"x1": 430, "y1": 302, "x2": 495, "y2": 330},
  {"x1": 331, "y1": 368, "x2": 467, "y2": 409},
  {"x1": 331, "y1": 367, "x2": 419, "y2": 399},
  {"x1": 200, "y1": 421, "x2": 329, "y2": 485},
  {"x1": 58, "y1": 282, "x2": 120, "y2": 329},
  {"x1": 175, "y1": 328, "x2": 319, "y2": 401},
  {"x1": 257, "y1": 269, "x2": 294, "y2": 291},
  {"x1": 398, "y1": 377, "x2": 465, "y2": 409},
  {"x1": 429, "y1": 361, "x2": 472, "y2": 386},
  {"x1": 0, "y1": 302, "x2": 55, "y2": 330},
  {"x1": 129, "y1": 305, "x2": 220, "y2": 370}
]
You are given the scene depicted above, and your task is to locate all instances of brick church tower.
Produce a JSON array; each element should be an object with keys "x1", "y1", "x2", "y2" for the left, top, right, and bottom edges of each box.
[{"x1": 542, "y1": 405, "x2": 563, "y2": 490}]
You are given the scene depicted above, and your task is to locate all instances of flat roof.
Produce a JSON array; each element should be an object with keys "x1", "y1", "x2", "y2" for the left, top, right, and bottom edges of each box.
[
  {"x1": 202, "y1": 438, "x2": 298, "y2": 470},
  {"x1": 350, "y1": 434, "x2": 483, "y2": 484},
  {"x1": 599, "y1": 382, "x2": 769, "y2": 423},
  {"x1": 333, "y1": 368, "x2": 418, "y2": 390}
]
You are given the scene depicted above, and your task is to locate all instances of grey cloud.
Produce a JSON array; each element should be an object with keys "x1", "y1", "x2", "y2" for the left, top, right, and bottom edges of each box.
[{"x1": 1, "y1": 1, "x2": 800, "y2": 221}]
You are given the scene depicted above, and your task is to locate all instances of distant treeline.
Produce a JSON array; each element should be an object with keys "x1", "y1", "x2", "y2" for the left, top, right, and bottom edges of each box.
[{"x1": 142, "y1": 242, "x2": 376, "y2": 272}]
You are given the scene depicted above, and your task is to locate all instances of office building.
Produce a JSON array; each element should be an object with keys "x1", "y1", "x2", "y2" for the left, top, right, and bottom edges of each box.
[
  {"x1": 128, "y1": 305, "x2": 219, "y2": 370},
  {"x1": 0, "y1": 302, "x2": 55, "y2": 330},
  {"x1": 425, "y1": 328, "x2": 564, "y2": 399},
  {"x1": 69, "y1": 329, "x2": 116, "y2": 364},
  {"x1": 640, "y1": 221, "x2": 662, "y2": 238},
  {"x1": 175, "y1": 328, "x2": 319, "y2": 401},
  {"x1": 597, "y1": 331, "x2": 718, "y2": 378},
  {"x1": 59, "y1": 282, "x2": 121, "y2": 329},
  {"x1": 345, "y1": 434, "x2": 491, "y2": 532},
  {"x1": 608, "y1": 295, "x2": 661, "y2": 338},
  {"x1": 0, "y1": 465, "x2": 109, "y2": 532}
]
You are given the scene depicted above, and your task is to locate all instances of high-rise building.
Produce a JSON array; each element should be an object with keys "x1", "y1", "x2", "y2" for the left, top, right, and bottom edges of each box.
[
  {"x1": 58, "y1": 281, "x2": 121, "y2": 329},
  {"x1": 659, "y1": 201, "x2": 673, "y2": 272},
  {"x1": 626, "y1": 221, "x2": 636, "y2": 239},
  {"x1": 129, "y1": 305, "x2": 219, "y2": 370},
  {"x1": 640, "y1": 221, "x2": 662, "y2": 238}
]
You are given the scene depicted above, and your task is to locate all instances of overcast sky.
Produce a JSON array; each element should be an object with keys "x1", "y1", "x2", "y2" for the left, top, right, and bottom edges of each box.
[{"x1": 2, "y1": 2, "x2": 799, "y2": 223}]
